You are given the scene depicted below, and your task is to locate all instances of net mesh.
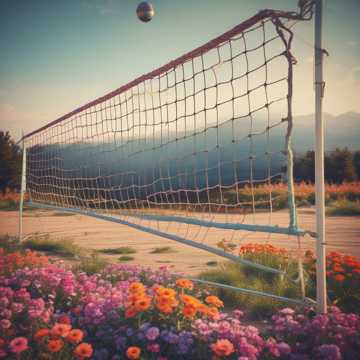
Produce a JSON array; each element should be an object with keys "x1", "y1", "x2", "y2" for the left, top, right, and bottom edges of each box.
[{"x1": 24, "y1": 15, "x2": 303, "y2": 254}]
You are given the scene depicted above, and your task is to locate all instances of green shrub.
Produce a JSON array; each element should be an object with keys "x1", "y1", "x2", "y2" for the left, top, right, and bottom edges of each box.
[
  {"x1": 98, "y1": 247, "x2": 136, "y2": 255},
  {"x1": 23, "y1": 236, "x2": 82, "y2": 257},
  {"x1": 206, "y1": 261, "x2": 218, "y2": 267},
  {"x1": 199, "y1": 257, "x2": 302, "y2": 319},
  {"x1": 75, "y1": 254, "x2": 108, "y2": 275},
  {"x1": 0, "y1": 235, "x2": 21, "y2": 252},
  {"x1": 326, "y1": 200, "x2": 360, "y2": 216},
  {"x1": 118, "y1": 255, "x2": 135, "y2": 262},
  {"x1": 0, "y1": 199, "x2": 18, "y2": 211},
  {"x1": 150, "y1": 246, "x2": 177, "y2": 254}
]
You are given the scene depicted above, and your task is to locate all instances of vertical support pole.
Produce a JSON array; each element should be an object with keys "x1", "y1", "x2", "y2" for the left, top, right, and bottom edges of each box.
[
  {"x1": 314, "y1": 0, "x2": 327, "y2": 314},
  {"x1": 19, "y1": 136, "x2": 26, "y2": 241}
]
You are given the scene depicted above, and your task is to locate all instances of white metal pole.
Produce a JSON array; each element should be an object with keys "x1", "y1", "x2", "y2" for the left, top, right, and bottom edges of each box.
[
  {"x1": 19, "y1": 136, "x2": 26, "y2": 242},
  {"x1": 314, "y1": 0, "x2": 327, "y2": 314}
]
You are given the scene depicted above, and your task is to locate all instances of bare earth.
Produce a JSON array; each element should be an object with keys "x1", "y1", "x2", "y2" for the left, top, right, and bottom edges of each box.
[{"x1": 0, "y1": 208, "x2": 359, "y2": 275}]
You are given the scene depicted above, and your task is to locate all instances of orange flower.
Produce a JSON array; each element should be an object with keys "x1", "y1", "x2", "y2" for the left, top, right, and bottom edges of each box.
[
  {"x1": 126, "y1": 346, "x2": 141, "y2": 360},
  {"x1": 207, "y1": 306, "x2": 220, "y2": 319},
  {"x1": 51, "y1": 323, "x2": 71, "y2": 338},
  {"x1": 180, "y1": 294, "x2": 199, "y2": 306},
  {"x1": 74, "y1": 343, "x2": 93, "y2": 359},
  {"x1": 156, "y1": 303, "x2": 173, "y2": 314},
  {"x1": 67, "y1": 329, "x2": 84, "y2": 344},
  {"x1": 205, "y1": 295, "x2": 224, "y2": 308},
  {"x1": 157, "y1": 288, "x2": 176, "y2": 299},
  {"x1": 34, "y1": 328, "x2": 50, "y2": 341},
  {"x1": 176, "y1": 278, "x2": 194, "y2": 291},
  {"x1": 334, "y1": 274, "x2": 345, "y2": 281},
  {"x1": 211, "y1": 339, "x2": 235, "y2": 357},
  {"x1": 125, "y1": 306, "x2": 138, "y2": 318},
  {"x1": 58, "y1": 315, "x2": 71, "y2": 325},
  {"x1": 134, "y1": 296, "x2": 151, "y2": 312},
  {"x1": 129, "y1": 282, "x2": 145, "y2": 294},
  {"x1": 182, "y1": 304, "x2": 197, "y2": 319},
  {"x1": 47, "y1": 339, "x2": 64, "y2": 353}
]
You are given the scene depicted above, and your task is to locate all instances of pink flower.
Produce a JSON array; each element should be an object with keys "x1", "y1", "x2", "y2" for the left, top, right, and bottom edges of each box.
[
  {"x1": 9, "y1": 337, "x2": 28, "y2": 354},
  {"x1": 147, "y1": 343, "x2": 160, "y2": 353},
  {"x1": 277, "y1": 342, "x2": 291, "y2": 356},
  {"x1": 0, "y1": 319, "x2": 11, "y2": 329}
]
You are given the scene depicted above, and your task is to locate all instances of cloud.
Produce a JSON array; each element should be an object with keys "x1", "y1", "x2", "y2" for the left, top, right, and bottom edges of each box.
[{"x1": 346, "y1": 40, "x2": 358, "y2": 47}]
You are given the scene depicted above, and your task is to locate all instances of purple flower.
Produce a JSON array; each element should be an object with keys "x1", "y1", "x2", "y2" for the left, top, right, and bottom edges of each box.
[
  {"x1": 278, "y1": 342, "x2": 291, "y2": 356},
  {"x1": 146, "y1": 327, "x2": 160, "y2": 341},
  {"x1": 317, "y1": 344, "x2": 341, "y2": 360}
]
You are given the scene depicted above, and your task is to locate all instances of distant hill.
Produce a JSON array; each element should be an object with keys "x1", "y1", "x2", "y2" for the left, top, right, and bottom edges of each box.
[{"x1": 292, "y1": 112, "x2": 360, "y2": 152}]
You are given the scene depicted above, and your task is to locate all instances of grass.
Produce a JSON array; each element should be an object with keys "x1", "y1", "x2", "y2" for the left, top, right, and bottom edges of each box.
[
  {"x1": 98, "y1": 246, "x2": 136, "y2": 255},
  {"x1": 22, "y1": 236, "x2": 82, "y2": 258},
  {"x1": 199, "y1": 260, "x2": 302, "y2": 319},
  {"x1": 51, "y1": 212, "x2": 77, "y2": 217},
  {"x1": 0, "y1": 235, "x2": 21, "y2": 252},
  {"x1": 326, "y1": 200, "x2": 360, "y2": 216},
  {"x1": 206, "y1": 261, "x2": 218, "y2": 267},
  {"x1": 150, "y1": 246, "x2": 177, "y2": 254},
  {"x1": 118, "y1": 255, "x2": 135, "y2": 262},
  {"x1": 75, "y1": 254, "x2": 108, "y2": 275},
  {"x1": 0, "y1": 199, "x2": 18, "y2": 211}
]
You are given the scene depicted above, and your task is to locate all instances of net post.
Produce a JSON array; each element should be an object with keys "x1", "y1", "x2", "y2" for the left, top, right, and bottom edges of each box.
[
  {"x1": 18, "y1": 134, "x2": 26, "y2": 242},
  {"x1": 314, "y1": 0, "x2": 327, "y2": 314}
]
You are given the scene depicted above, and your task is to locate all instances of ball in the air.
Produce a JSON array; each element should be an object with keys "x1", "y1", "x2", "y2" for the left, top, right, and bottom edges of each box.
[{"x1": 136, "y1": 2, "x2": 155, "y2": 22}]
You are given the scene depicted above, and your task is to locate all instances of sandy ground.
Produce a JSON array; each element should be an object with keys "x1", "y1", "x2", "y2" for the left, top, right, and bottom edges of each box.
[{"x1": 0, "y1": 208, "x2": 359, "y2": 275}]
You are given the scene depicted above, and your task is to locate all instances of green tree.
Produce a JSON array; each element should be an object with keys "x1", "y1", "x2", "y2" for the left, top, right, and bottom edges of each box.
[
  {"x1": 353, "y1": 150, "x2": 360, "y2": 179},
  {"x1": 0, "y1": 131, "x2": 22, "y2": 193},
  {"x1": 293, "y1": 150, "x2": 315, "y2": 182},
  {"x1": 325, "y1": 147, "x2": 357, "y2": 183}
]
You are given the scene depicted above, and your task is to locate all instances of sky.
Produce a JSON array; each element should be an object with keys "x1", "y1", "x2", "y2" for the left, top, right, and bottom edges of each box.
[{"x1": 0, "y1": 0, "x2": 359, "y2": 140}]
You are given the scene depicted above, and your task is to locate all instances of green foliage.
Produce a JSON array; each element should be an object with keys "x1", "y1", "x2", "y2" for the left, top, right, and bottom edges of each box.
[
  {"x1": 206, "y1": 261, "x2": 218, "y2": 267},
  {"x1": 118, "y1": 255, "x2": 135, "y2": 262},
  {"x1": 200, "y1": 261, "x2": 301, "y2": 319},
  {"x1": 325, "y1": 147, "x2": 357, "y2": 183},
  {"x1": 75, "y1": 253, "x2": 108, "y2": 275},
  {"x1": 150, "y1": 246, "x2": 177, "y2": 254},
  {"x1": 0, "y1": 199, "x2": 18, "y2": 210},
  {"x1": 98, "y1": 246, "x2": 136, "y2": 255},
  {"x1": 294, "y1": 148, "x2": 359, "y2": 183},
  {"x1": 326, "y1": 200, "x2": 360, "y2": 216},
  {"x1": 294, "y1": 150, "x2": 315, "y2": 182},
  {"x1": 0, "y1": 131, "x2": 21, "y2": 193},
  {"x1": 0, "y1": 235, "x2": 21, "y2": 253},
  {"x1": 23, "y1": 236, "x2": 82, "y2": 257}
]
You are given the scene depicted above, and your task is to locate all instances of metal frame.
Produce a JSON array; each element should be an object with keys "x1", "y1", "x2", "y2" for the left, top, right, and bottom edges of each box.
[
  {"x1": 314, "y1": 0, "x2": 327, "y2": 314},
  {"x1": 18, "y1": 137, "x2": 26, "y2": 242}
]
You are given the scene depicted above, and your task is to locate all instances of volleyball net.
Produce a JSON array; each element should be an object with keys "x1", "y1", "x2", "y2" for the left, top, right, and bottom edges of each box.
[{"x1": 21, "y1": 4, "x2": 316, "y2": 303}]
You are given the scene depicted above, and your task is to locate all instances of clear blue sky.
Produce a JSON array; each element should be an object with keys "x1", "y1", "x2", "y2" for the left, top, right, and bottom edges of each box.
[{"x1": 0, "y1": 0, "x2": 359, "y2": 139}]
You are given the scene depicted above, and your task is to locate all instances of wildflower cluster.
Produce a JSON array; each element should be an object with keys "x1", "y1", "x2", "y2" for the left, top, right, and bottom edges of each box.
[
  {"x1": 269, "y1": 306, "x2": 360, "y2": 359},
  {"x1": 0, "y1": 249, "x2": 49, "y2": 276},
  {"x1": 1, "y1": 246, "x2": 360, "y2": 359},
  {"x1": 304, "y1": 250, "x2": 360, "y2": 312},
  {"x1": 33, "y1": 319, "x2": 93, "y2": 359}
]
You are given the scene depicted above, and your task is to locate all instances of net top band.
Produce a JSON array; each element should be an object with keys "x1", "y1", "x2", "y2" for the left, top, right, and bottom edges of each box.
[{"x1": 21, "y1": 8, "x2": 302, "y2": 141}]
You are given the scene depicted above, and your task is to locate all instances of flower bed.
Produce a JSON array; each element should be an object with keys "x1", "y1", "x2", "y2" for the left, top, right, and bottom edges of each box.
[{"x1": 0, "y1": 249, "x2": 359, "y2": 359}]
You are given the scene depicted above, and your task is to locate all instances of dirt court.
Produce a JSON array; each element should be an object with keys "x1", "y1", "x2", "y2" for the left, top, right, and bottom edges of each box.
[{"x1": 0, "y1": 207, "x2": 359, "y2": 275}]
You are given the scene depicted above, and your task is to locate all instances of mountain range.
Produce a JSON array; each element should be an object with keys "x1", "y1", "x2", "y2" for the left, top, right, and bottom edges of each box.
[{"x1": 292, "y1": 112, "x2": 360, "y2": 152}]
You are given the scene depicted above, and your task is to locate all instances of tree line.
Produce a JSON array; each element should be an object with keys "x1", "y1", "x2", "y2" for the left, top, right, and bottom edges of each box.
[
  {"x1": 293, "y1": 148, "x2": 360, "y2": 183},
  {"x1": 0, "y1": 130, "x2": 359, "y2": 193}
]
